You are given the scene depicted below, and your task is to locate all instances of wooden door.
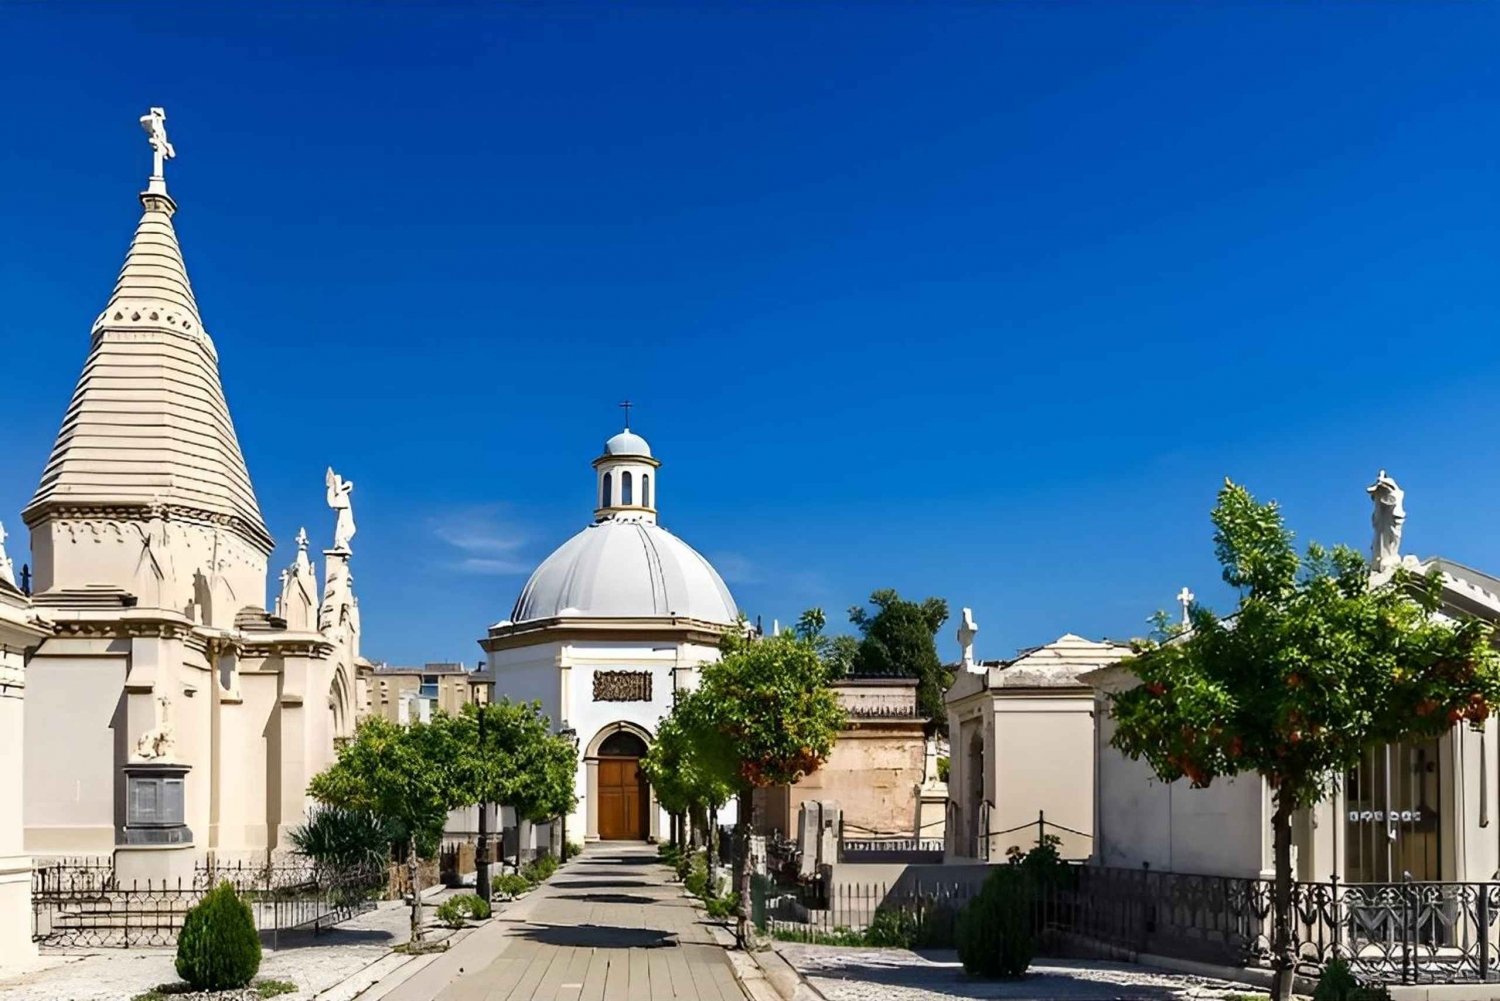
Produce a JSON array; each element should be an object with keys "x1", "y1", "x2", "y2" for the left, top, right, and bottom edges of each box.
[{"x1": 598, "y1": 758, "x2": 645, "y2": 840}]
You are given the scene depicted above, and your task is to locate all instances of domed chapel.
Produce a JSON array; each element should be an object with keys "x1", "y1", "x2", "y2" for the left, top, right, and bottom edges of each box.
[{"x1": 481, "y1": 426, "x2": 742, "y2": 844}]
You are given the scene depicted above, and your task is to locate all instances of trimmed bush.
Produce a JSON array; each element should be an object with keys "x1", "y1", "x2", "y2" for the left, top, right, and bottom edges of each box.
[
  {"x1": 492, "y1": 872, "x2": 531, "y2": 898},
  {"x1": 956, "y1": 866, "x2": 1034, "y2": 979},
  {"x1": 566, "y1": 841, "x2": 582, "y2": 859},
  {"x1": 175, "y1": 881, "x2": 262, "y2": 991},
  {"x1": 435, "y1": 893, "x2": 490, "y2": 928}
]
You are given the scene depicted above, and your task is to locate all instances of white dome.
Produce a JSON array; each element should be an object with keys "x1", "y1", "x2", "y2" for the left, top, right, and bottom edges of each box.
[
  {"x1": 511, "y1": 519, "x2": 738, "y2": 623},
  {"x1": 604, "y1": 430, "x2": 652, "y2": 457}
]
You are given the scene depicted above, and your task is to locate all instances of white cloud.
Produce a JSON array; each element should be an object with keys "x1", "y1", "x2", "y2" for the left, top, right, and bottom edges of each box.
[
  {"x1": 711, "y1": 551, "x2": 762, "y2": 585},
  {"x1": 430, "y1": 506, "x2": 532, "y2": 576}
]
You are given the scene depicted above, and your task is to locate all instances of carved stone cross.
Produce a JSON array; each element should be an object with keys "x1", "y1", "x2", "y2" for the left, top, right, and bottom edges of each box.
[
  {"x1": 1176, "y1": 586, "x2": 1195, "y2": 626},
  {"x1": 139, "y1": 107, "x2": 175, "y2": 180},
  {"x1": 956, "y1": 607, "x2": 979, "y2": 672}
]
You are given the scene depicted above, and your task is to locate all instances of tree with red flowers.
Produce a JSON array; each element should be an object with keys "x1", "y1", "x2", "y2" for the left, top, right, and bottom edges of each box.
[
  {"x1": 692, "y1": 619, "x2": 846, "y2": 946},
  {"x1": 1109, "y1": 480, "x2": 1500, "y2": 1001}
]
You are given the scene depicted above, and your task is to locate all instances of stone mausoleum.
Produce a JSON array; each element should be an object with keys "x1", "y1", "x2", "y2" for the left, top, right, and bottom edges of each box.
[{"x1": 16, "y1": 109, "x2": 367, "y2": 880}]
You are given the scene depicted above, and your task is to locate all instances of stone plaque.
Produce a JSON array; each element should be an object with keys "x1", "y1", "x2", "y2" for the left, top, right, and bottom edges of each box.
[{"x1": 593, "y1": 670, "x2": 651, "y2": 702}]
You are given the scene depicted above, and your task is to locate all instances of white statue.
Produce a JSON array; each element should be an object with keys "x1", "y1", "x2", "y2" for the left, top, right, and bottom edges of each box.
[
  {"x1": 1367, "y1": 469, "x2": 1406, "y2": 572},
  {"x1": 139, "y1": 107, "x2": 175, "y2": 180},
  {"x1": 957, "y1": 607, "x2": 980, "y2": 673},
  {"x1": 0, "y1": 521, "x2": 14, "y2": 589},
  {"x1": 134, "y1": 694, "x2": 177, "y2": 761},
  {"x1": 326, "y1": 468, "x2": 356, "y2": 552}
]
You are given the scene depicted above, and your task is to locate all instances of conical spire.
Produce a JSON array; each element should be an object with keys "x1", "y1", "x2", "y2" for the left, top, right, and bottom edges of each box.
[{"x1": 23, "y1": 108, "x2": 271, "y2": 554}]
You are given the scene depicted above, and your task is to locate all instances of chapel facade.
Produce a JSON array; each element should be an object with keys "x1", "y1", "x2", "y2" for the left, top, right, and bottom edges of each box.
[
  {"x1": 18, "y1": 110, "x2": 365, "y2": 879},
  {"x1": 481, "y1": 427, "x2": 741, "y2": 845}
]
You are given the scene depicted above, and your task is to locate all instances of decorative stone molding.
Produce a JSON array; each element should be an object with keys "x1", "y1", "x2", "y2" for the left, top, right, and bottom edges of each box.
[
  {"x1": 592, "y1": 670, "x2": 652, "y2": 702},
  {"x1": 25, "y1": 502, "x2": 273, "y2": 555}
]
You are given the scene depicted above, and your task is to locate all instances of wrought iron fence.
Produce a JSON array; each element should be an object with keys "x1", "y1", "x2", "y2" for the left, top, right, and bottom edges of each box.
[
  {"x1": 752, "y1": 863, "x2": 1500, "y2": 986},
  {"x1": 32, "y1": 857, "x2": 382, "y2": 949},
  {"x1": 837, "y1": 820, "x2": 944, "y2": 863}
]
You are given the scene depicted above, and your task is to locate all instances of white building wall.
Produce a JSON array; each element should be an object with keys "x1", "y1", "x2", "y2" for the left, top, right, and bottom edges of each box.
[{"x1": 1, "y1": 616, "x2": 41, "y2": 970}]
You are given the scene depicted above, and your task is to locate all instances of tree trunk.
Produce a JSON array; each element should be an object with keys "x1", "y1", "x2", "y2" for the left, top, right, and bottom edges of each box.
[
  {"x1": 709, "y1": 803, "x2": 718, "y2": 865},
  {"x1": 1270, "y1": 792, "x2": 1295, "y2": 1001},
  {"x1": 734, "y1": 788, "x2": 751, "y2": 947},
  {"x1": 408, "y1": 833, "x2": 423, "y2": 943},
  {"x1": 477, "y1": 802, "x2": 491, "y2": 904}
]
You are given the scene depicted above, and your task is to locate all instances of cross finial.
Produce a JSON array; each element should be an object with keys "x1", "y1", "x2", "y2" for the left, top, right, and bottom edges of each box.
[
  {"x1": 295, "y1": 527, "x2": 309, "y2": 551},
  {"x1": 1176, "y1": 586, "x2": 1195, "y2": 626},
  {"x1": 618, "y1": 400, "x2": 633, "y2": 430},
  {"x1": 139, "y1": 107, "x2": 175, "y2": 195}
]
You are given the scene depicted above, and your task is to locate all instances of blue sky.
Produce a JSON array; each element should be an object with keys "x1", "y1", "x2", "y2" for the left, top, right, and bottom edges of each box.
[{"x1": 2, "y1": 3, "x2": 1498, "y2": 667}]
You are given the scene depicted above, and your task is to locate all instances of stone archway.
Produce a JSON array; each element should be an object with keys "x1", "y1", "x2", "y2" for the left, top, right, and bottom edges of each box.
[{"x1": 584, "y1": 722, "x2": 658, "y2": 842}]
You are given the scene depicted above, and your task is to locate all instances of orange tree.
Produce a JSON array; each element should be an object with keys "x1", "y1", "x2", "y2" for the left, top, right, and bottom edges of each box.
[
  {"x1": 1108, "y1": 480, "x2": 1500, "y2": 1000},
  {"x1": 692, "y1": 618, "x2": 846, "y2": 945}
]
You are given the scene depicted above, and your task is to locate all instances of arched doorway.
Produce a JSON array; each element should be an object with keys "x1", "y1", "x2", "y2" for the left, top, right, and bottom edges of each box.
[{"x1": 597, "y1": 729, "x2": 649, "y2": 841}]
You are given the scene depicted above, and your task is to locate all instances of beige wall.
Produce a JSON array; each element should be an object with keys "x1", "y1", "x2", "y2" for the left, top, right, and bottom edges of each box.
[
  {"x1": 992, "y1": 693, "x2": 1093, "y2": 859},
  {"x1": 24, "y1": 644, "x2": 127, "y2": 854},
  {"x1": 367, "y1": 671, "x2": 482, "y2": 722},
  {"x1": 758, "y1": 720, "x2": 927, "y2": 840}
]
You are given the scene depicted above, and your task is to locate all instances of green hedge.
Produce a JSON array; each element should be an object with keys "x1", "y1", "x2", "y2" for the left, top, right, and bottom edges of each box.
[{"x1": 175, "y1": 882, "x2": 262, "y2": 991}]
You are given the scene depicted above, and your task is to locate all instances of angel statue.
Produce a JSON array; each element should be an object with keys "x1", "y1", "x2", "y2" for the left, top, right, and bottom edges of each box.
[
  {"x1": 326, "y1": 467, "x2": 356, "y2": 552},
  {"x1": 1367, "y1": 469, "x2": 1406, "y2": 572}
]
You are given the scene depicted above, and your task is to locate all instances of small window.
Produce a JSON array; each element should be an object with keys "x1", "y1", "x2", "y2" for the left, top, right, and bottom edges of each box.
[
  {"x1": 623, "y1": 471, "x2": 634, "y2": 505},
  {"x1": 641, "y1": 474, "x2": 651, "y2": 507},
  {"x1": 602, "y1": 472, "x2": 613, "y2": 507},
  {"x1": 420, "y1": 675, "x2": 438, "y2": 699}
]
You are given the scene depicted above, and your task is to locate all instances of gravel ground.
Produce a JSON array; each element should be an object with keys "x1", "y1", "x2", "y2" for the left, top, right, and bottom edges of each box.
[
  {"x1": 778, "y1": 944, "x2": 1267, "y2": 1001},
  {"x1": 0, "y1": 896, "x2": 434, "y2": 1001}
]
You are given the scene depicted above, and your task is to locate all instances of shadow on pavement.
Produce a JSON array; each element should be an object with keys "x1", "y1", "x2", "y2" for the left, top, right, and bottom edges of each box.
[
  {"x1": 260, "y1": 927, "x2": 399, "y2": 950},
  {"x1": 517, "y1": 922, "x2": 678, "y2": 949},
  {"x1": 556, "y1": 893, "x2": 660, "y2": 905},
  {"x1": 550, "y1": 879, "x2": 653, "y2": 889}
]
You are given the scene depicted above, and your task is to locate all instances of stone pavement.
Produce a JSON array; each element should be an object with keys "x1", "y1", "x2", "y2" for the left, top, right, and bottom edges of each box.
[
  {"x1": 0, "y1": 894, "x2": 415, "y2": 1001},
  {"x1": 778, "y1": 944, "x2": 1265, "y2": 1001},
  {"x1": 371, "y1": 842, "x2": 747, "y2": 1001}
]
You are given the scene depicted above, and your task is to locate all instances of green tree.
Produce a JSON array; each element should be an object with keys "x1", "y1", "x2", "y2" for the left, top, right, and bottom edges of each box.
[
  {"x1": 308, "y1": 715, "x2": 464, "y2": 941},
  {"x1": 641, "y1": 689, "x2": 735, "y2": 854},
  {"x1": 1107, "y1": 480, "x2": 1500, "y2": 1001},
  {"x1": 849, "y1": 589, "x2": 951, "y2": 731},
  {"x1": 446, "y1": 699, "x2": 578, "y2": 866},
  {"x1": 692, "y1": 619, "x2": 846, "y2": 944}
]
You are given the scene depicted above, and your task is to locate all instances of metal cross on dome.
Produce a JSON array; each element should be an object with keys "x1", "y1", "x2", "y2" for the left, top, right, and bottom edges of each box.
[{"x1": 618, "y1": 400, "x2": 633, "y2": 430}]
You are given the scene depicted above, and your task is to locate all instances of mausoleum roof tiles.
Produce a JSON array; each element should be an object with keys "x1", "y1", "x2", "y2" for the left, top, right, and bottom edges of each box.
[{"x1": 24, "y1": 190, "x2": 270, "y2": 553}]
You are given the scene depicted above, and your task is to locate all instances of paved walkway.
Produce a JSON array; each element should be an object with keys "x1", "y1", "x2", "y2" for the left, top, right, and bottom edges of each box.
[{"x1": 374, "y1": 843, "x2": 747, "y2": 1001}]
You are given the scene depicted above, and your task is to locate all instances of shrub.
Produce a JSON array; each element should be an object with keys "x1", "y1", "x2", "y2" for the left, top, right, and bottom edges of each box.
[
  {"x1": 566, "y1": 840, "x2": 582, "y2": 859},
  {"x1": 684, "y1": 852, "x2": 710, "y2": 898},
  {"x1": 435, "y1": 893, "x2": 490, "y2": 929},
  {"x1": 522, "y1": 854, "x2": 559, "y2": 885},
  {"x1": 175, "y1": 881, "x2": 262, "y2": 991},
  {"x1": 658, "y1": 842, "x2": 682, "y2": 866},
  {"x1": 956, "y1": 866, "x2": 1034, "y2": 979},
  {"x1": 289, "y1": 806, "x2": 391, "y2": 875},
  {"x1": 1313, "y1": 959, "x2": 1390, "y2": 1001},
  {"x1": 674, "y1": 849, "x2": 694, "y2": 882},
  {"x1": 705, "y1": 891, "x2": 740, "y2": 919},
  {"x1": 492, "y1": 872, "x2": 531, "y2": 898},
  {"x1": 865, "y1": 904, "x2": 920, "y2": 948}
]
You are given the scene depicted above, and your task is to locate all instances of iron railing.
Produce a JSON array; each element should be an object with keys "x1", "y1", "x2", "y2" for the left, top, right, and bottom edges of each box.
[
  {"x1": 32, "y1": 858, "x2": 382, "y2": 949},
  {"x1": 753, "y1": 863, "x2": 1500, "y2": 986}
]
